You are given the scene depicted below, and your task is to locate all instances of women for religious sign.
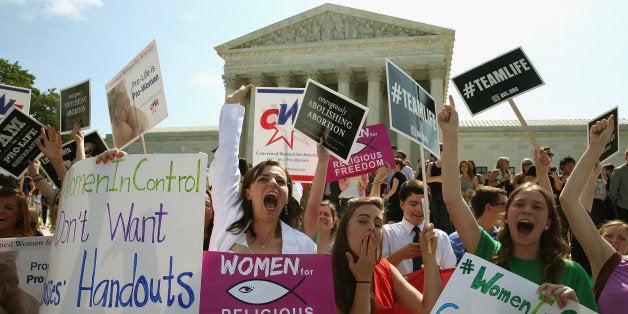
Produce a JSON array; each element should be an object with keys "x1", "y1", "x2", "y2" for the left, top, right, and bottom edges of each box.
[{"x1": 40, "y1": 154, "x2": 207, "y2": 313}]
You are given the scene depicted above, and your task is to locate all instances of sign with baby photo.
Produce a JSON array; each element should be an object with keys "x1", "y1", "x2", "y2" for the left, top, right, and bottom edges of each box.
[
  {"x1": 0, "y1": 236, "x2": 52, "y2": 313},
  {"x1": 432, "y1": 253, "x2": 596, "y2": 314},
  {"x1": 105, "y1": 39, "x2": 168, "y2": 149},
  {"x1": 200, "y1": 251, "x2": 335, "y2": 313}
]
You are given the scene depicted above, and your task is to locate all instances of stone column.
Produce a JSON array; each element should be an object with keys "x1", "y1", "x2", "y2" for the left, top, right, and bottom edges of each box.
[
  {"x1": 335, "y1": 68, "x2": 352, "y2": 98},
  {"x1": 276, "y1": 71, "x2": 292, "y2": 88},
  {"x1": 223, "y1": 74, "x2": 238, "y2": 96},
  {"x1": 303, "y1": 69, "x2": 320, "y2": 85},
  {"x1": 242, "y1": 72, "x2": 264, "y2": 161},
  {"x1": 366, "y1": 67, "x2": 382, "y2": 126}
]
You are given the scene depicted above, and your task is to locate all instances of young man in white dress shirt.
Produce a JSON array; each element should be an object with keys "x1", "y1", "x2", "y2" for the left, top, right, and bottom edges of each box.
[{"x1": 382, "y1": 180, "x2": 456, "y2": 275}]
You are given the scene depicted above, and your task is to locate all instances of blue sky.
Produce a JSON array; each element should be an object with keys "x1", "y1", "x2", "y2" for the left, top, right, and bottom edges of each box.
[{"x1": 1, "y1": 0, "x2": 626, "y2": 138}]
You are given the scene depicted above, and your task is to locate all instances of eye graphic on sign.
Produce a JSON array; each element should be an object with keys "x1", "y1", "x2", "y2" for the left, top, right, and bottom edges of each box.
[{"x1": 226, "y1": 277, "x2": 307, "y2": 305}]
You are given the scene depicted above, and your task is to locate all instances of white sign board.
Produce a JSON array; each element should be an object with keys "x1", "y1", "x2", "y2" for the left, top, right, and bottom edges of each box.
[
  {"x1": 432, "y1": 253, "x2": 596, "y2": 314},
  {"x1": 40, "y1": 154, "x2": 206, "y2": 313}
]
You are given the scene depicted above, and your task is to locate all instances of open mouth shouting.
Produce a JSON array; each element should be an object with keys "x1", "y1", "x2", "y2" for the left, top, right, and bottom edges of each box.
[
  {"x1": 264, "y1": 191, "x2": 279, "y2": 210},
  {"x1": 516, "y1": 219, "x2": 535, "y2": 236}
]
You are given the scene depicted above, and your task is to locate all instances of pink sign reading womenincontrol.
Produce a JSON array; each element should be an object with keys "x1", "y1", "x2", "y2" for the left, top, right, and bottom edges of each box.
[
  {"x1": 326, "y1": 123, "x2": 395, "y2": 182},
  {"x1": 200, "y1": 252, "x2": 335, "y2": 313}
]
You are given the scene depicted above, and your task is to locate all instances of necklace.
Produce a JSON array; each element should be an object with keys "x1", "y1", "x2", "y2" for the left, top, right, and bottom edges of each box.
[{"x1": 260, "y1": 239, "x2": 267, "y2": 250}]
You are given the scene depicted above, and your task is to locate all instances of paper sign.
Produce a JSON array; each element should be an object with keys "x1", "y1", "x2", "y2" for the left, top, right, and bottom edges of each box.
[
  {"x1": 0, "y1": 106, "x2": 44, "y2": 178},
  {"x1": 293, "y1": 79, "x2": 368, "y2": 163},
  {"x1": 39, "y1": 130, "x2": 109, "y2": 188},
  {"x1": 432, "y1": 253, "x2": 596, "y2": 314},
  {"x1": 200, "y1": 251, "x2": 335, "y2": 313},
  {"x1": 452, "y1": 47, "x2": 544, "y2": 116},
  {"x1": 588, "y1": 107, "x2": 618, "y2": 162},
  {"x1": 326, "y1": 124, "x2": 395, "y2": 182},
  {"x1": 0, "y1": 83, "x2": 31, "y2": 116},
  {"x1": 60, "y1": 79, "x2": 91, "y2": 134},
  {"x1": 0, "y1": 236, "x2": 52, "y2": 307},
  {"x1": 386, "y1": 59, "x2": 440, "y2": 158},
  {"x1": 40, "y1": 154, "x2": 206, "y2": 313},
  {"x1": 105, "y1": 39, "x2": 168, "y2": 149},
  {"x1": 253, "y1": 87, "x2": 317, "y2": 182}
]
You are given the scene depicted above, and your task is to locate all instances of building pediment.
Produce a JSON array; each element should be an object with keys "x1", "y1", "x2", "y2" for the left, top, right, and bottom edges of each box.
[{"x1": 215, "y1": 3, "x2": 454, "y2": 54}]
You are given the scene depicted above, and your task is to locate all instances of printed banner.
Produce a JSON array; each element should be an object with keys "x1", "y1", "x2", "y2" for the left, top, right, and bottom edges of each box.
[
  {"x1": 386, "y1": 59, "x2": 440, "y2": 158},
  {"x1": 432, "y1": 253, "x2": 595, "y2": 314},
  {"x1": 588, "y1": 106, "x2": 618, "y2": 162},
  {"x1": 253, "y1": 87, "x2": 317, "y2": 182},
  {"x1": 40, "y1": 130, "x2": 109, "y2": 188},
  {"x1": 452, "y1": 47, "x2": 544, "y2": 116},
  {"x1": 326, "y1": 123, "x2": 395, "y2": 182},
  {"x1": 105, "y1": 39, "x2": 168, "y2": 149},
  {"x1": 0, "y1": 106, "x2": 44, "y2": 178},
  {"x1": 293, "y1": 79, "x2": 368, "y2": 163},
  {"x1": 60, "y1": 79, "x2": 91, "y2": 134},
  {"x1": 0, "y1": 83, "x2": 31, "y2": 116},
  {"x1": 40, "y1": 154, "x2": 207, "y2": 313},
  {"x1": 0, "y1": 236, "x2": 52, "y2": 312},
  {"x1": 200, "y1": 251, "x2": 335, "y2": 313}
]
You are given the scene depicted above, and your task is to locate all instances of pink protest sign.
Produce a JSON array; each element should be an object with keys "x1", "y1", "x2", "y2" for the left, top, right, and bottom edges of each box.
[
  {"x1": 200, "y1": 251, "x2": 335, "y2": 313},
  {"x1": 326, "y1": 123, "x2": 395, "y2": 182}
]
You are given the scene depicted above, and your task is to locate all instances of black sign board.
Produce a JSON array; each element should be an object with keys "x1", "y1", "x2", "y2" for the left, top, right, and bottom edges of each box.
[
  {"x1": 452, "y1": 47, "x2": 544, "y2": 115},
  {"x1": 293, "y1": 79, "x2": 368, "y2": 163},
  {"x1": 0, "y1": 107, "x2": 44, "y2": 178},
  {"x1": 588, "y1": 107, "x2": 619, "y2": 162},
  {"x1": 39, "y1": 130, "x2": 109, "y2": 188},
  {"x1": 60, "y1": 79, "x2": 91, "y2": 134}
]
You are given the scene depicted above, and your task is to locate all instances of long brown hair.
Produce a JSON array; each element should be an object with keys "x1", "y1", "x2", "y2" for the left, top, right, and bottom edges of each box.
[
  {"x1": 332, "y1": 197, "x2": 384, "y2": 313},
  {"x1": 493, "y1": 182, "x2": 569, "y2": 283},
  {"x1": 0, "y1": 188, "x2": 34, "y2": 237},
  {"x1": 227, "y1": 160, "x2": 293, "y2": 238}
]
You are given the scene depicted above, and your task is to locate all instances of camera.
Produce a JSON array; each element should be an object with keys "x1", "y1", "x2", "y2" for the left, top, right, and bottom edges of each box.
[{"x1": 549, "y1": 167, "x2": 557, "y2": 172}]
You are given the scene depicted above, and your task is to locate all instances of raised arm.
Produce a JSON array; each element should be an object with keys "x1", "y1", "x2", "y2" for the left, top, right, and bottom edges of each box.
[
  {"x1": 27, "y1": 160, "x2": 55, "y2": 197},
  {"x1": 36, "y1": 125, "x2": 67, "y2": 183},
  {"x1": 208, "y1": 84, "x2": 252, "y2": 251},
  {"x1": 72, "y1": 120, "x2": 85, "y2": 163},
  {"x1": 579, "y1": 164, "x2": 601, "y2": 213},
  {"x1": 559, "y1": 115, "x2": 615, "y2": 279},
  {"x1": 303, "y1": 138, "x2": 330, "y2": 238},
  {"x1": 370, "y1": 163, "x2": 390, "y2": 198},
  {"x1": 440, "y1": 96, "x2": 482, "y2": 254},
  {"x1": 393, "y1": 223, "x2": 442, "y2": 314},
  {"x1": 533, "y1": 149, "x2": 553, "y2": 194}
]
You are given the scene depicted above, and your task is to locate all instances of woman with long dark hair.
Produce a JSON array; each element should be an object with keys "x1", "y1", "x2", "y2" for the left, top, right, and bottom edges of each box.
[{"x1": 439, "y1": 96, "x2": 596, "y2": 311}]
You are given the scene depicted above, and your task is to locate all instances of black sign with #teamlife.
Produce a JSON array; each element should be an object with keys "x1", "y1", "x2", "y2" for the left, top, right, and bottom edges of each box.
[
  {"x1": 0, "y1": 106, "x2": 44, "y2": 178},
  {"x1": 452, "y1": 47, "x2": 544, "y2": 116},
  {"x1": 588, "y1": 106, "x2": 619, "y2": 162},
  {"x1": 293, "y1": 79, "x2": 368, "y2": 163}
]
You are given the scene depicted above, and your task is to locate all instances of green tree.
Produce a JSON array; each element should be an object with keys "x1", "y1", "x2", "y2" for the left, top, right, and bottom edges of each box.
[{"x1": 0, "y1": 58, "x2": 60, "y2": 129}]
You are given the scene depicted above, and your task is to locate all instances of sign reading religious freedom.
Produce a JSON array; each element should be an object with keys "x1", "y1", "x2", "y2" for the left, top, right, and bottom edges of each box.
[
  {"x1": 432, "y1": 253, "x2": 596, "y2": 314},
  {"x1": 588, "y1": 106, "x2": 619, "y2": 163},
  {"x1": 0, "y1": 236, "x2": 52, "y2": 308},
  {"x1": 40, "y1": 154, "x2": 207, "y2": 313},
  {"x1": 386, "y1": 59, "x2": 439, "y2": 158},
  {"x1": 200, "y1": 251, "x2": 335, "y2": 313},
  {"x1": 253, "y1": 87, "x2": 318, "y2": 182},
  {"x1": 326, "y1": 123, "x2": 395, "y2": 182},
  {"x1": 40, "y1": 130, "x2": 109, "y2": 188},
  {"x1": 293, "y1": 79, "x2": 368, "y2": 163},
  {"x1": 60, "y1": 79, "x2": 91, "y2": 134},
  {"x1": 0, "y1": 83, "x2": 31, "y2": 116},
  {"x1": 452, "y1": 47, "x2": 544, "y2": 116},
  {"x1": 105, "y1": 39, "x2": 168, "y2": 150},
  {"x1": 0, "y1": 106, "x2": 44, "y2": 178}
]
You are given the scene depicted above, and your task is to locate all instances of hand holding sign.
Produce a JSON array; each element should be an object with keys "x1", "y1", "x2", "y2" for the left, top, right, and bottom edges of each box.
[
  {"x1": 536, "y1": 283, "x2": 578, "y2": 310},
  {"x1": 589, "y1": 114, "x2": 615, "y2": 148}
]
